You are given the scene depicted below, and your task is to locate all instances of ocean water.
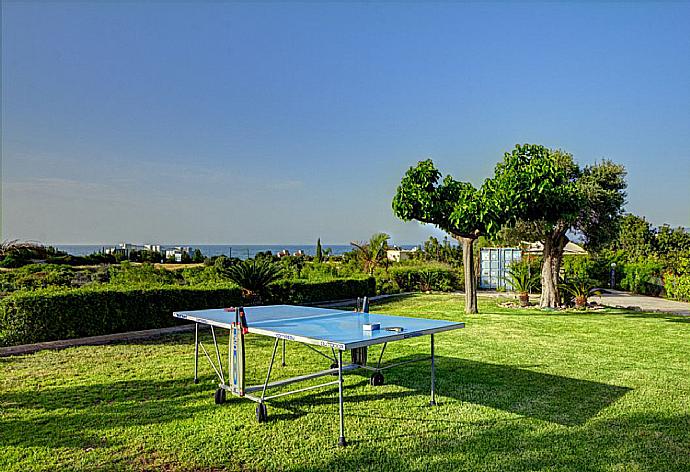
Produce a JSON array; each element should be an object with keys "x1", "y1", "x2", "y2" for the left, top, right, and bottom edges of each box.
[{"x1": 54, "y1": 244, "x2": 418, "y2": 260}]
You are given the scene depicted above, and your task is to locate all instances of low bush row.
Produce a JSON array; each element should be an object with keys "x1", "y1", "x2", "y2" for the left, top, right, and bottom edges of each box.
[
  {"x1": 386, "y1": 265, "x2": 462, "y2": 293},
  {"x1": 663, "y1": 274, "x2": 690, "y2": 302},
  {"x1": 0, "y1": 277, "x2": 375, "y2": 346}
]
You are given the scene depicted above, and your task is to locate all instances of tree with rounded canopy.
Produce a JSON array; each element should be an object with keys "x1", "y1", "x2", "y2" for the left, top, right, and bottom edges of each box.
[
  {"x1": 487, "y1": 144, "x2": 627, "y2": 308},
  {"x1": 393, "y1": 160, "x2": 498, "y2": 313}
]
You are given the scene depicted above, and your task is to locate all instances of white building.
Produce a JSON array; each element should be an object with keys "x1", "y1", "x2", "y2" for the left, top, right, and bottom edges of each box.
[
  {"x1": 165, "y1": 247, "x2": 192, "y2": 262},
  {"x1": 104, "y1": 243, "x2": 162, "y2": 256},
  {"x1": 386, "y1": 247, "x2": 418, "y2": 262}
]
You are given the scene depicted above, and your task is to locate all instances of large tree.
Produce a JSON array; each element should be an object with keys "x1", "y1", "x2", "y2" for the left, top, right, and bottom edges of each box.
[
  {"x1": 393, "y1": 160, "x2": 498, "y2": 313},
  {"x1": 488, "y1": 144, "x2": 627, "y2": 308}
]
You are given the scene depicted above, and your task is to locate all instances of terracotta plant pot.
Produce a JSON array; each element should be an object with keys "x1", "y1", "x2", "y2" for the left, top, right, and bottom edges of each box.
[
  {"x1": 518, "y1": 292, "x2": 530, "y2": 307},
  {"x1": 575, "y1": 295, "x2": 587, "y2": 309}
]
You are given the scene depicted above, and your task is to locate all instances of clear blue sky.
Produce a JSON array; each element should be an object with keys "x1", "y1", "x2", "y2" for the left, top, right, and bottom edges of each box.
[{"x1": 2, "y1": 2, "x2": 689, "y2": 245}]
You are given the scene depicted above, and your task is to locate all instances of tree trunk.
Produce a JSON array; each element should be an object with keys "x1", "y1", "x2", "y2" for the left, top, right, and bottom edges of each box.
[
  {"x1": 540, "y1": 237, "x2": 559, "y2": 308},
  {"x1": 459, "y1": 236, "x2": 478, "y2": 314},
  {"x1": 539, "y1": 224, "x2": 569, "y2": 309}
]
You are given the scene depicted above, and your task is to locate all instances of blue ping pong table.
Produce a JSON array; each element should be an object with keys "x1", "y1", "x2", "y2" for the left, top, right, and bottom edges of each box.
[{"x1": 173, "y1": 298, "x2": 464, "y2": 446}]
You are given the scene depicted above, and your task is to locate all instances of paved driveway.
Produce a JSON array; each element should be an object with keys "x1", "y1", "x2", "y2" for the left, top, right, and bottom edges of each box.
[{"x1": 595, "y1": 289, "x2": 690, "y2": 316}]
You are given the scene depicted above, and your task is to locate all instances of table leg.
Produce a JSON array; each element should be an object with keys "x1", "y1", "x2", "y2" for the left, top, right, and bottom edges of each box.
[
  {"x1": 194, "y1": 322, "x2": 199, "y2": 384},
  {"x1": 282, "y1": 339, "x2": 286, "y2": 367},
  {"x1": 430, "y1": 334, "x2": 436, "y2": 406},
  {"x1": 338, "y1": 350, "x2": 347, "y2": 447}
]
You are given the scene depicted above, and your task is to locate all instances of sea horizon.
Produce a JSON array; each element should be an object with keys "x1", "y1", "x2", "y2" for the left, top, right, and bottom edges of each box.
[{"x1": 54, "y1": 243, "x2": 423, "y2": 259}]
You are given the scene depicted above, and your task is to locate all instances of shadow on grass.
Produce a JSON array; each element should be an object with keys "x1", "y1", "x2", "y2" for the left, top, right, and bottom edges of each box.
[
  {"x1": 0, "y1": 378, "x2": 209, "y2": 449},
  {"x1": 298, "y1": 412, "x2": 690, "y2": 472},
  {"x1": 266, "y1": 355, "x2": 630, "y2": 427},
  {"x1": 622, "y1": 312, "x2": 690, "y2": 323}
]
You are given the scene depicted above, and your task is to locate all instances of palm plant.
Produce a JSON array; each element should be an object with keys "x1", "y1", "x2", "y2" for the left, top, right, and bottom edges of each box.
[
  {"x1": 0, "y1": 240, "x2": 47, "y2": 258},
  {"x1": 503, "y1": 262, "x2": 540, "y2": 307},
  {"x1": 223, "y1": 259, "x2": 284, "y2": 305},
  {"x1": 419, "y1": 269, "x2": 439, "y2": 292},
  {"x1": 560, "y1": 277, "x2": 601, "y2": 309},
  {"x1": 350, "y1": 232, "x2": 390, "y2": 275}
]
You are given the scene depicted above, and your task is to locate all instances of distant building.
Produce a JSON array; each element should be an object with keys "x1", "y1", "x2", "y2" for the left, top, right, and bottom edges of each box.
[
  {"x1": 521, "y1": 241, "x2": 588, "y2": 256},
  {"x1": 386, "y1": 247, "x2": 417, "y2": 262},
  {"x1": 165, "y1": 247, "x2": 192, "y2": 262},
  {"x1": 104, "y1": 243, "x2": 162, "y2": 256}
]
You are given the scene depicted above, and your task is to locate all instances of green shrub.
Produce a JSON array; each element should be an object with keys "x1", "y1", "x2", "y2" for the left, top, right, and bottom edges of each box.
[
  {"x1": 0, "y1": 286, "x2": 243, "y2": 346},
  {"x1": 0, "y1": 264, "x2": 80, "y2": 292},
  {"x1": 0, "y1": 277, "x2": 376, "y2": 346},
  {"x1": 621, "y1": 259, "x2": 664, "y2": 296},
  {"x1": 663, "y1": 273, "x2": 690, "y2": 302},
  {"x1": 388, "y1": 264, "x2": 461, "y2": 292},
  {"x1": 266, "y1": 277, "x2": 375, "y2": 304},
  {"x1": 108, "y1": 262, "x2": 181, "y2": 286},
  {"x1": 179, "y1": 266, "x2": 230, "y2": 286}
]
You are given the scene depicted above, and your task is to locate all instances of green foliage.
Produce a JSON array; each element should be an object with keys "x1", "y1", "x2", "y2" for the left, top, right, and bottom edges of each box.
[
  {"x1": 222, "y1": 259, "x2": 284, "y2": 300},
  {"x1": 0, "y1": 264, "x2": 101, "y2": 292},
  {"x1": 315, "y1": 238, "x2": 323, "y2": 263},
  {"x1": 388, "y1": 264, "x2": 461, "y2": 293},
  {"x1": 279, "y1": 256, "x2": 306, "y2": 279},
  {"x1": 663, "y1": 273, "x2": 690, "y2": 302},
  {"x1": 392, "y1": 159, "x2": 489, "y2": 236},
  {"x1": 299, "y1": 262, "x2": 341, "y2": 281},
  {"x1": 620, "y1": 259, "x2": 664, "y2": 296},
  {"x1": 350, "y1": 233, "x2": 391, "y2": 275},
  {"x1": 0, "y1": 277, "x2": 376, "y2": 346},
  {"x1": 108, "y1": 262, "x2": 181, "y2": 287},
  {"x1": 486, "y1": 145, "x2": 581, "y2": 228},
  {"x1": 178, "y1": 265, "x2": 232, "y2": 286},
  {"x1": 559, "y1": 277, "x2": 602, "y2": 307},
  {"x1": 266, "y1": 277, "x2": 375, "y2": 305},
  {"x1": 418, "y1": 236, "x2": 463, "y2": 267},
  {"x1": 0, "y1": 286, "x2": 243, "y2": 346},
  {"x1": 487, "y1": 145, "x2": 627, "y2": 308},
  {"x1": 0, "y1": 240, "x2": 68, "y2": 267},
  {"x1": 609, "y1": 214, "x2": 656, "y2": 258},
  {"x1": 574, "y1": 160, "x2": 627, "y2": 250},
  {"x1": 503, "y1": 261, "x2": 540, "y2": 294},
  {"x1": 192, "y1": 249, "x2": 204, "y2": 263}
]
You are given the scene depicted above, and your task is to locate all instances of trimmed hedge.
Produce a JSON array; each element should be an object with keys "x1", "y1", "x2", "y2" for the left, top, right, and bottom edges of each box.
[
  {"x1": 0, "y1": 286, "x2": 242, "y2": 346},
  {"x1": 266, "y1": 277, "x2": 376, "y2": 304},
  {"x1": 0, "y1": 277, "x2": 376, "y2": 346},
  {"x1": 388, "y1": 266, "x2": 461, "y2": 292}
]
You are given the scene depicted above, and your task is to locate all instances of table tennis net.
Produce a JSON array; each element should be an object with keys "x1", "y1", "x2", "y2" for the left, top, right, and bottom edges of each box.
[{"x1": 243, "y1": 306, "x2": 359, "y2": 327}]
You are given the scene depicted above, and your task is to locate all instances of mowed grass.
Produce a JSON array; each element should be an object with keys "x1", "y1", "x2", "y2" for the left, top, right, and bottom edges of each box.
[{"x1": 1, "y1": 294, "x2": 689, "y2": 471}]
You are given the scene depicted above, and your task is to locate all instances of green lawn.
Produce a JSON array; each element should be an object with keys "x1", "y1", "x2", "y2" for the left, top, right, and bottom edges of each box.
[{"x1": 1, "y1": 294, "x2": 689, "y2": 471}]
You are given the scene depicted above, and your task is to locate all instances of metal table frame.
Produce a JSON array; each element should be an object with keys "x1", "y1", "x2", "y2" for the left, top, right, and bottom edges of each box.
[{"x1": 181, "y1": 298, "x2": 459, "y2": 447}]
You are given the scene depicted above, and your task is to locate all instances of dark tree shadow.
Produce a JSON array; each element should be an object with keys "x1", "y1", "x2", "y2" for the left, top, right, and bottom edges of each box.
[
  {"x1": 296, "y1": 412, "x2": 690, "y2": 472},
  {"x1": 622, "y1": 312, "x2": 690, "y2": 323},
  {"x1": 264, "y1": 356, "x2": 630, "y2": 427}
]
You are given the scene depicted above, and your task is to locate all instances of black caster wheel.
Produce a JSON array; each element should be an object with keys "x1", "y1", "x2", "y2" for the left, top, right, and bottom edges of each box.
[
  {"x1": 256, "y1": 403, "x2": 268, "y2": 423},
  {"x1": 214, "y1": 388, "x2": 226, "y2": 405},
  {"x1": 193, "y1": 378, "x2": 199, "y2": 385},
  {"x1": 370, "y1": 372, "x2": 384, "y2": 386}
]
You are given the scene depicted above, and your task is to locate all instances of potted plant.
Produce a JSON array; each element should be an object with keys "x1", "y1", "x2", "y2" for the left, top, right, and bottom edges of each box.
[
  {"x1": 560, "y1": 277, "x2": 602, "y2": 309},
  {"x1": 504, "y1": 262, "x2": 540, "y2": 307}
]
